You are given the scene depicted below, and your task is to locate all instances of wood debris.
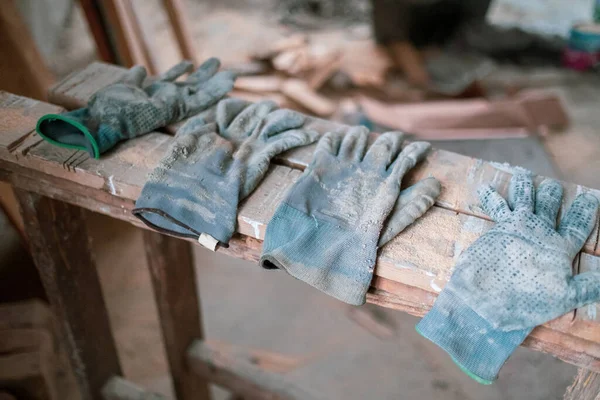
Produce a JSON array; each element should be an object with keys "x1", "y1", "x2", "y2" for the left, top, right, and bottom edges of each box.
[
  {"x1": 359, "y1": 92, "x2": 568, "y2": 140},
  {"x1": 281, "y1": 79, "x2": 336, "y2": 117}
]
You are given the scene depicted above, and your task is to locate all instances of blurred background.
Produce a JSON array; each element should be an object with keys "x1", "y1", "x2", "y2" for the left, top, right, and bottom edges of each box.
[{"x1": 2, "y1": 0, "x2": 600, "y2": 399}]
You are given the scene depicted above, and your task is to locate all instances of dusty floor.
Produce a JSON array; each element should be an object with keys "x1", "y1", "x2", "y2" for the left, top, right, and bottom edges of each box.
[{"x1": 41, "y1": 0, "x2": 600, "y2": 398}]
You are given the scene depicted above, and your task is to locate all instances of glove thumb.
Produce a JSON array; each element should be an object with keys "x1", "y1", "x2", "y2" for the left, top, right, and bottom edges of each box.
[
  {"x1": 378, "y1": 177, "x2": 441, "y2": 247},
  {"x1": 570, "y1": 271, "x2": 600, "y2": 309}
]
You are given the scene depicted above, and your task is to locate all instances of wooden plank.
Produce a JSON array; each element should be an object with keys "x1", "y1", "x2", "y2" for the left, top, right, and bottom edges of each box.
[
  {"x1": 187, "y1": 340, "x2": 322, "y2": 400},
  {"x1": 280, "y1": 79, "x2": 336, "y2": 117},
  {"x1": 575, "y1": 253, "x2": 600, "y2": 343},
  {"x1": 0, "y1": 92, "x2": 62, "y2": 153},
  {"x1": 3, "y1": 92, "x2": 600, "y2": 370},
  {"x1": 142, "y1": 230, "x2": 210, "y2": 400},
  {"x1": 79, "y1": 0, "x2": 119, "y2": 64},
  {"x1": 159, "y1": 0, "x2": 197, "y2": 65},
  {"x1": 2, "y1": 161, "x2": 600, "y2": 374},
  {"x1": 47, "y1": 63, "x2": 127, "y2": 110},
  {"x1": 44, "y1": 64, "x2": 600, "y2": 254},
  {"x1": 564, "y1": 368, "x2": 600, "y2": 400},
  {"x1": 14, "y1": 190, "x2": 122, "y2": 400},
  {"x1": 98, "y1": 0, "x2": 151, "y2": 70},
  {"x1": 234, "y1": 76, "x2": 283, "y2": 93},
  {"x1": 0, "y1": 0, "x2": 54, "y2": 101}
]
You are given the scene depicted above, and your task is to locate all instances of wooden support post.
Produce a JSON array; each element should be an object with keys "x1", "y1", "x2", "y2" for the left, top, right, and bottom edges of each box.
[
  {"x1": 0, "y1": 0, "x2": 54, "y2": 100},
  {"x1": 160, "y1": 0, "x2": 198, "y2": 65},
  {"x1": 142, "y1": 230, "x2": 210, "y2": 400},
  {"x1": 79, "y1": 0, "x2": 119, "y2": 64},
  {"x1": 564, "y1": 368, "x2": 600, "y2": 400},
  {"x1": 14, "y1": 190, "x2": 122, "y2": 400}
]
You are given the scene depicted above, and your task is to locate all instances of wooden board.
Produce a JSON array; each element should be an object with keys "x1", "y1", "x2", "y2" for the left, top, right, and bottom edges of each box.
[{"x1": 2, "y1": 88, "x2": 600, "y2": 372}]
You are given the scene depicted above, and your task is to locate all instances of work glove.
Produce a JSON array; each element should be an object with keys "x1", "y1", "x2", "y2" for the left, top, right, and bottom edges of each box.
[
  {"x1": 133, "y1": 99, "x2": 319, "y2": 246},
  {"x1": 260, "y1": 128, "x2": 441, "y2": 305},
  {"x1": 417, "y1": 171, "x2": 600, "y2": 384},
  {"x1": 36, "y1": 58, "x2": 235, "y2": 159}
]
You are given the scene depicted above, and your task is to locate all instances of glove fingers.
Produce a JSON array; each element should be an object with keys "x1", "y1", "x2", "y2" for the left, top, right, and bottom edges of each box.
[
  {"x1": 222, "y1": 100, "x2": 277, "y2": 139},
  {"x1": 121, "y1": 65, "x2": 147, "y2": 87},
  {"x1": 176, "y1": 114, "x2": 214, "y2": 137},
  {"x1": 216, "y1": 99, "x2": 251, "y2": 134},
  {"x1": 508, "y1": 170, "x2": 534, "y2": 212},
  {"x1": 363, "y1": 131, "x2": 404, "y2": 169},
  {"x1": 315, "y1": 131, "x2": 343, "y2": 158},
  {"x1": 379, "y1": 177, "x2": 441, "y2": 246},
  {"x1": 388, "y1": 141, "x2": 431, "y2": 180},
  {"x1": 187, "y1": 72, "x2": 236, "y2": 115},
  {"x1": 265, "y1": 129, "x2": 319, "y2": 156},
  {"x1": 557, "y1": 193, "x2": 599, "y2": 254},
  {"x1": 241, "y1": 130, "x2": 318, "y2": 199},
  {"x1": 338, "y1": 126, "x2": 369, "y2": 162},
  {"x1": 260, "y1": 109, "x2": 306, "y2": 138},
  {"x1": 534, "y1": 179, "x2": 563, "y2": 228},
  {"x1": 159, "y1": 61, "x2": 194, "y2": 82},
  {"x1": 477, "y1": 184, "x2": 511, "y2": 221},
  {"x1": 187, "y1": 57, "x2": 221, "y2": 83},
  {"x1": 570, "y1": 272, "x2": 600, "y2": 309}
]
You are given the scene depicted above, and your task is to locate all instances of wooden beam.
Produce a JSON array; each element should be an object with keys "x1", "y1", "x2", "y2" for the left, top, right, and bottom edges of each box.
[
  {"x1": 564, "y1": 368, "x2": 600, "y2": 400},
  {"x1": 0, "y1": 0, "x2": 54, "y2": 100},
  {"x1": 142, "y1": 230, "x2": 210, "y2": 400},
  {"x1": 79, "y1": 0, "x2": 119, "y2": 64},
  {"x1": 14, "y1": 189, "x2": 122, "y2": 400},
  {"x1": 97, "y1": 0, "x2": 153, "y2": 71},
  {"x1": 187, "y1": 340, "x2": 322, "y2": 400},
  {"x1": 2, "y1": 86, "x2": 600, "y2": 372},
  {"x1": 159, "y1": 0, "x2": 197, "y2": 65}
]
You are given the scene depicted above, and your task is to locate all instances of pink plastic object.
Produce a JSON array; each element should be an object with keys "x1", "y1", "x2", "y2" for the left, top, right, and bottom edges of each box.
[{"x1": 563, "y1": 47, "x2": 598, "y2": 71}]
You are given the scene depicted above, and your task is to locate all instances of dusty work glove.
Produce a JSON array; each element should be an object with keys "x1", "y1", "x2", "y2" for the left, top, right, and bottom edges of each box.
[
  {"x1": 133, "y1": 99, "x2": 319, "y2": 246},
  {"x1": 260, "y1": 128, "x2": 441, "y2": 305},
  {"x1": 417, "y1": 171, "x2": 600, "y2": 384},
  {"x1": 35, "y1": 58, "x2": 235, "y2": 159}
]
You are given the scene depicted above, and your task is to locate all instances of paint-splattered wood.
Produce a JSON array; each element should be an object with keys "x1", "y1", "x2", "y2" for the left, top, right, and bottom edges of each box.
[
  {"x1": 2, "y1": 92, "x2": 600, "y2": 371},
  {"x1": 46, "y1": 64, "x2": 600, "y2": 255}
]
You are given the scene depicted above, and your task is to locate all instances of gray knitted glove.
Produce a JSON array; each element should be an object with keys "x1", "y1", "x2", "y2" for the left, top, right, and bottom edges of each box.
[
  {"x1": 36, "y1": 58, "x2": 235, "y2": 158},
  {"x1": 261, "y1": 128, "x2": 441, "y2": 305},
  {"x1": 417, "y1": 171, "x2": 600, "y2": 384},
  {"x1": 133, "y1": 99, "x2": 319, "y2": 245}
]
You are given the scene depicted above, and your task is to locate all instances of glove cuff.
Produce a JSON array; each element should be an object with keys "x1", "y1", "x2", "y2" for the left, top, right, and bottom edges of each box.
[
  {"x1": 36, "y1": 110, "x2": 121, "y2": 158},
  {"x1": 133, "y1": 164, "x2": 238, "y2": 245},
  {"x1": 416, "y1": 289, "x2": 531, "y2": 384},
  {"x1": 260, "y1": 203, "x2": 377, "y2": 306}
]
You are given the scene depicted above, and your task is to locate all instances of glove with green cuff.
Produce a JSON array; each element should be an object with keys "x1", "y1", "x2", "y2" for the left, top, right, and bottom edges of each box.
[{"x1": 36, "y1": 58, "x2": 235, "y2": 158}]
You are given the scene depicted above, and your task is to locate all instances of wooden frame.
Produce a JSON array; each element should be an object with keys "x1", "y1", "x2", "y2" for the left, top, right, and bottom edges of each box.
[{"x1": 1, "y1": 62, "x2": 600, "y2": 399}]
